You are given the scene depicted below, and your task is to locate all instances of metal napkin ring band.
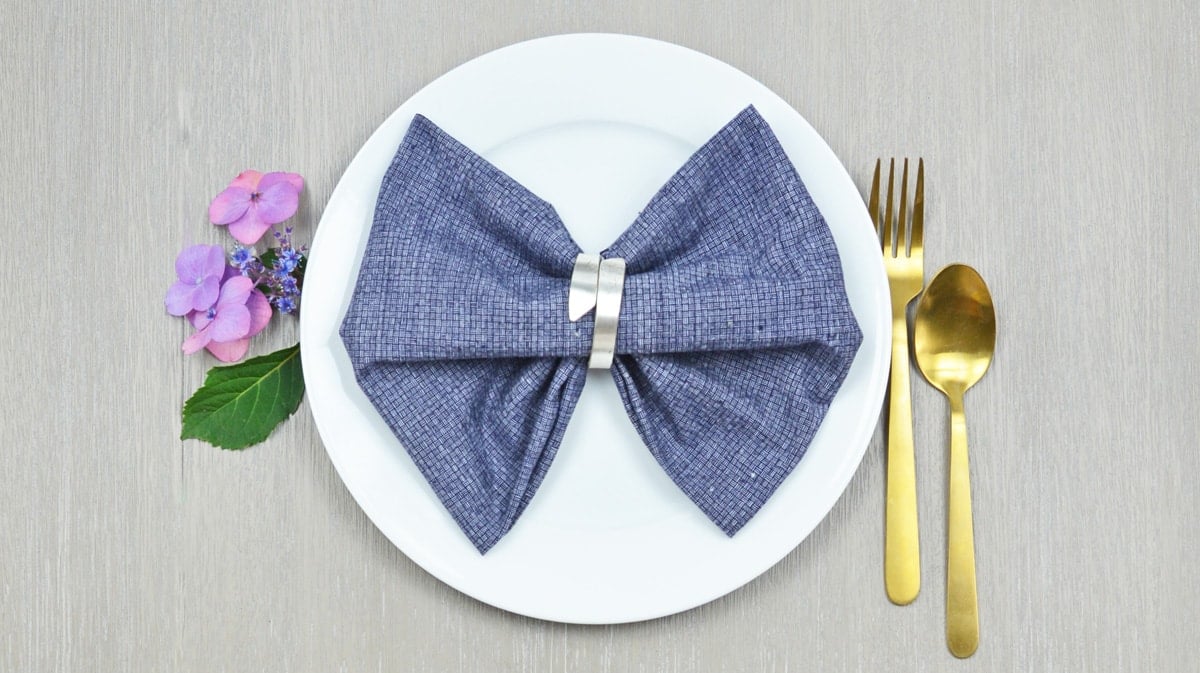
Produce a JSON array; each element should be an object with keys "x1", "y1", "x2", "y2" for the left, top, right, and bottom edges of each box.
[{"x1": 567, "y1": 253, "x2": 626, "y2": 369}]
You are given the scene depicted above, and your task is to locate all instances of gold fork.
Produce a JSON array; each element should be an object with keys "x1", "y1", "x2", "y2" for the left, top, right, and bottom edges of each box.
[{"x1": 870, "y1": 157, "x2": 925, "y2": 605}]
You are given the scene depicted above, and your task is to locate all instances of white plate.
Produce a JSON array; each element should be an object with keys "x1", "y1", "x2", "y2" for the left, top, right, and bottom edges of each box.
[{"x1": 300, "y1": 33, "x2": 889, "y2": 624}]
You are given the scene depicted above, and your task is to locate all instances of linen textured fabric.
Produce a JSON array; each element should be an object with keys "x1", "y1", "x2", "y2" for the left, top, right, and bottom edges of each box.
[{"x1": 340, "y1": 106, "x2": 863, "y2": 553}]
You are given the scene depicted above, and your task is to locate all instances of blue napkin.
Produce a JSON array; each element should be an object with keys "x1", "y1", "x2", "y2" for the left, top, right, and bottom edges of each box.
[{"x1": 340, "y1": 106, "x2": 862, "y2": 552}]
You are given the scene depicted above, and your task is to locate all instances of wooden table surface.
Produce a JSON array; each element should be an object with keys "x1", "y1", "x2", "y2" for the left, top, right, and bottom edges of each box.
[{"x1": 2, "y1": 2, "x2": 1196, "y2": 671}]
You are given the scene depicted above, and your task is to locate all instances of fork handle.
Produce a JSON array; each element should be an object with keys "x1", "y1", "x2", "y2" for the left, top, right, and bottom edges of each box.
[{"x1": 885, "y1": 316, "x2": 920, "y2": 605}]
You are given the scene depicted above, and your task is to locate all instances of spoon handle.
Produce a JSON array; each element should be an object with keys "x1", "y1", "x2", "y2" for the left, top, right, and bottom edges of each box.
[{"x1": 946, "y1": 393, "x2": 979, "y2": 657}]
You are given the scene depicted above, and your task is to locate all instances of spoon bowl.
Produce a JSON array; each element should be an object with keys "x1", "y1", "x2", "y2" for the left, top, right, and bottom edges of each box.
[
  {"x1": 913, "y1": 264, "x2": 995, "y2": 396},
  {"x1": 913, "y1": 263, "x2": 995, "y2": 659}
]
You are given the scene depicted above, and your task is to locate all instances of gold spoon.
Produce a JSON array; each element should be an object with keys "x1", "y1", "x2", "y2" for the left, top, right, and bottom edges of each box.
[{"x1": 912, "y1": 264, "x2": 996, "y2": 658}]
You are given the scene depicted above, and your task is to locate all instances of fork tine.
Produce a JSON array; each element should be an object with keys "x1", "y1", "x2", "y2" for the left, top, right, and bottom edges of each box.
[
  {"x1": 898, "y1": 158, "x2": 909, "y2": 256},
  {"x1": 869, "y1": 159, "x2": 881, "y2": 243},
  {"x1": 883, "y1": 158, "x2": 895, "y2": 256},
  {"x1": 910, "y1": 158, "x2": 924, "y2": 256}
]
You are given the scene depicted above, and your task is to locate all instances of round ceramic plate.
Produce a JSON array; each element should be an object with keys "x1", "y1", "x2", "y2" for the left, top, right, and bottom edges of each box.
[{"x1": 300, "y1": 33, "x2": 889, "y2": 624}]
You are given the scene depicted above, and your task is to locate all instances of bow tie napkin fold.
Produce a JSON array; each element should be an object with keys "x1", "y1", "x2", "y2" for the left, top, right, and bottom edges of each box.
[{"x1": 340, "y1": 106, "x2": 863, "y2": 553}]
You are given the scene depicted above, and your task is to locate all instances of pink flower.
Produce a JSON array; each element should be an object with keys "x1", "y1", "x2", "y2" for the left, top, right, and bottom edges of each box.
[
  {"x1": 194, "y1": 289, "x2": 272, "y2": 362},
  {"x1": 208, "y1": 170, "x2": 304, "y2": 245},
  {"x1": 182, "y1": 268, "x2": 272, "y2": 362},
  {"x1": 165, "y1": 244, "x2": 226, "y2": 316}
]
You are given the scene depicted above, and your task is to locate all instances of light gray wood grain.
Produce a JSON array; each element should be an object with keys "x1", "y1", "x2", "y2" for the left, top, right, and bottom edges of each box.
[{"x1": 1, "y1": 1, "x2": 1196, "y2": 671}]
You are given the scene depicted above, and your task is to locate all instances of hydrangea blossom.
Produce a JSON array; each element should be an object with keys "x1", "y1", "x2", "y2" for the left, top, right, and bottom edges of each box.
[
  {"x1": 254, "y1": 226, "x2": 306, "y2": 314},
  {"x1": 230, "y1": 246, "x2": 253, "y2": 268},
  {"x1": 182, "y1": 276, "x2": 253, "y2": 353},
  {"x1": 208, "y1": 170, "x2": 304, "y2": 245},
  {"x1": 165, "y1": 245, "x2": 226, "y2": 315},
  {"x1": 277, "y1": 247, "x2": 302, "y2": 273},
  {"x1": 275, "y1": 297, "x2": 296, "y2": 315},
  {"x1": 168, "y1": 170, "x2": 306, "y2": 364},
  {"x1": 181, "y1": 266, "x2": 272, "y2": 362}
]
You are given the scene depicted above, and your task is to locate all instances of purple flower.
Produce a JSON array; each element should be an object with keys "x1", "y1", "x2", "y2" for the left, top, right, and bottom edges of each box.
[
  {"x1": 208, "y1": 171, "x2": 304, "y2": 245},
  {"x1": 275, "y1": 296, "x2": 297, "y2": 314},
  {"x1": 193, "y1": 286, "x2": 272, "y2": 362},
  {"x1": 182, "y1": 275, "x2": 255, "y2": 356},
  {"x1": 230, "y1": 246, "x2": 252, "y2": 268},
  {"x1": 184, "y1": 266, "x2": 274, "y2": 362},
  {"x1": 276, "y1": 247, "x2": 302, "y2": 273},
  {"x1": 165, "y1": 244, "x2": 226, "y2": 316},
  {"x1": 240, "y1": 258, "x2": 265, "y2": 278}
]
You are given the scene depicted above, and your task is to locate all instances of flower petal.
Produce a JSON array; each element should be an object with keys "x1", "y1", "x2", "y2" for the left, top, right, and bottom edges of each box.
[
  {"x1": 205, "y1": 338, "x2": 250, "y2": 362},
  {"x1": 226, "y1": 211, "x2": 273, "y2": 245},
  {"x1": 209, "y1": 186, "x2": 252, "y2": 225},
  {"x1": 189, "y1": 308, "x2": 212, "y2": 330},
  {"x1": 203, "y1": 245, "x2": 227, "y2": 277},
  {"x1": 165, "y1": 281, "x2": 199, "y2": 316},
  {"x1": 258, "y1": 171, "x2": 304, "y2": 194},
  {"x1": 210, "y1": 304, "x2": 251, "y2": 342},
  {"x1": 216, "y1": 275, "x2": 254, "y2": 308},
  {"x1": 182, "y1": 325, "x2": 212, "y2": 354},
  {"x1": 229, "y1": 170, "x2": 263, "y2": 191},
  {"x1": 174, "y1": 244, "x2": 221, "y2": 282},
  {"x1": 244, "y1": 289, "x2": 272, "y2": 338},
  {"x1": 281, "y1": 172, "x2": 304, "y2": 193},
  {"x1": 253, "y1": 177, "x2": 300, "y2": 224},
  {"x1": 193, "y1": 275, "x2": 221, "y2": 311}
]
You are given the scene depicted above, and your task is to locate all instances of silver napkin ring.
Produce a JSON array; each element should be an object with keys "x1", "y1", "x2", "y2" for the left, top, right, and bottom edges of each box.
[{"x1": 568, "y1": 253, "x2": 626, "y2": 369}]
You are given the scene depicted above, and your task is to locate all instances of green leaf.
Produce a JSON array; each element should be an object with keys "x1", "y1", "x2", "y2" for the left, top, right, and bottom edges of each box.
[{"x1": 181, "y1": 344, "x2": 304, "y2": 450}]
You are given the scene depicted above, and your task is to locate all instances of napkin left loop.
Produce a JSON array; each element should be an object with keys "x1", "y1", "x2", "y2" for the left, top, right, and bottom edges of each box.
[{"x1": 568, "y1": 253, "x2": 626, "y2": 369}]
